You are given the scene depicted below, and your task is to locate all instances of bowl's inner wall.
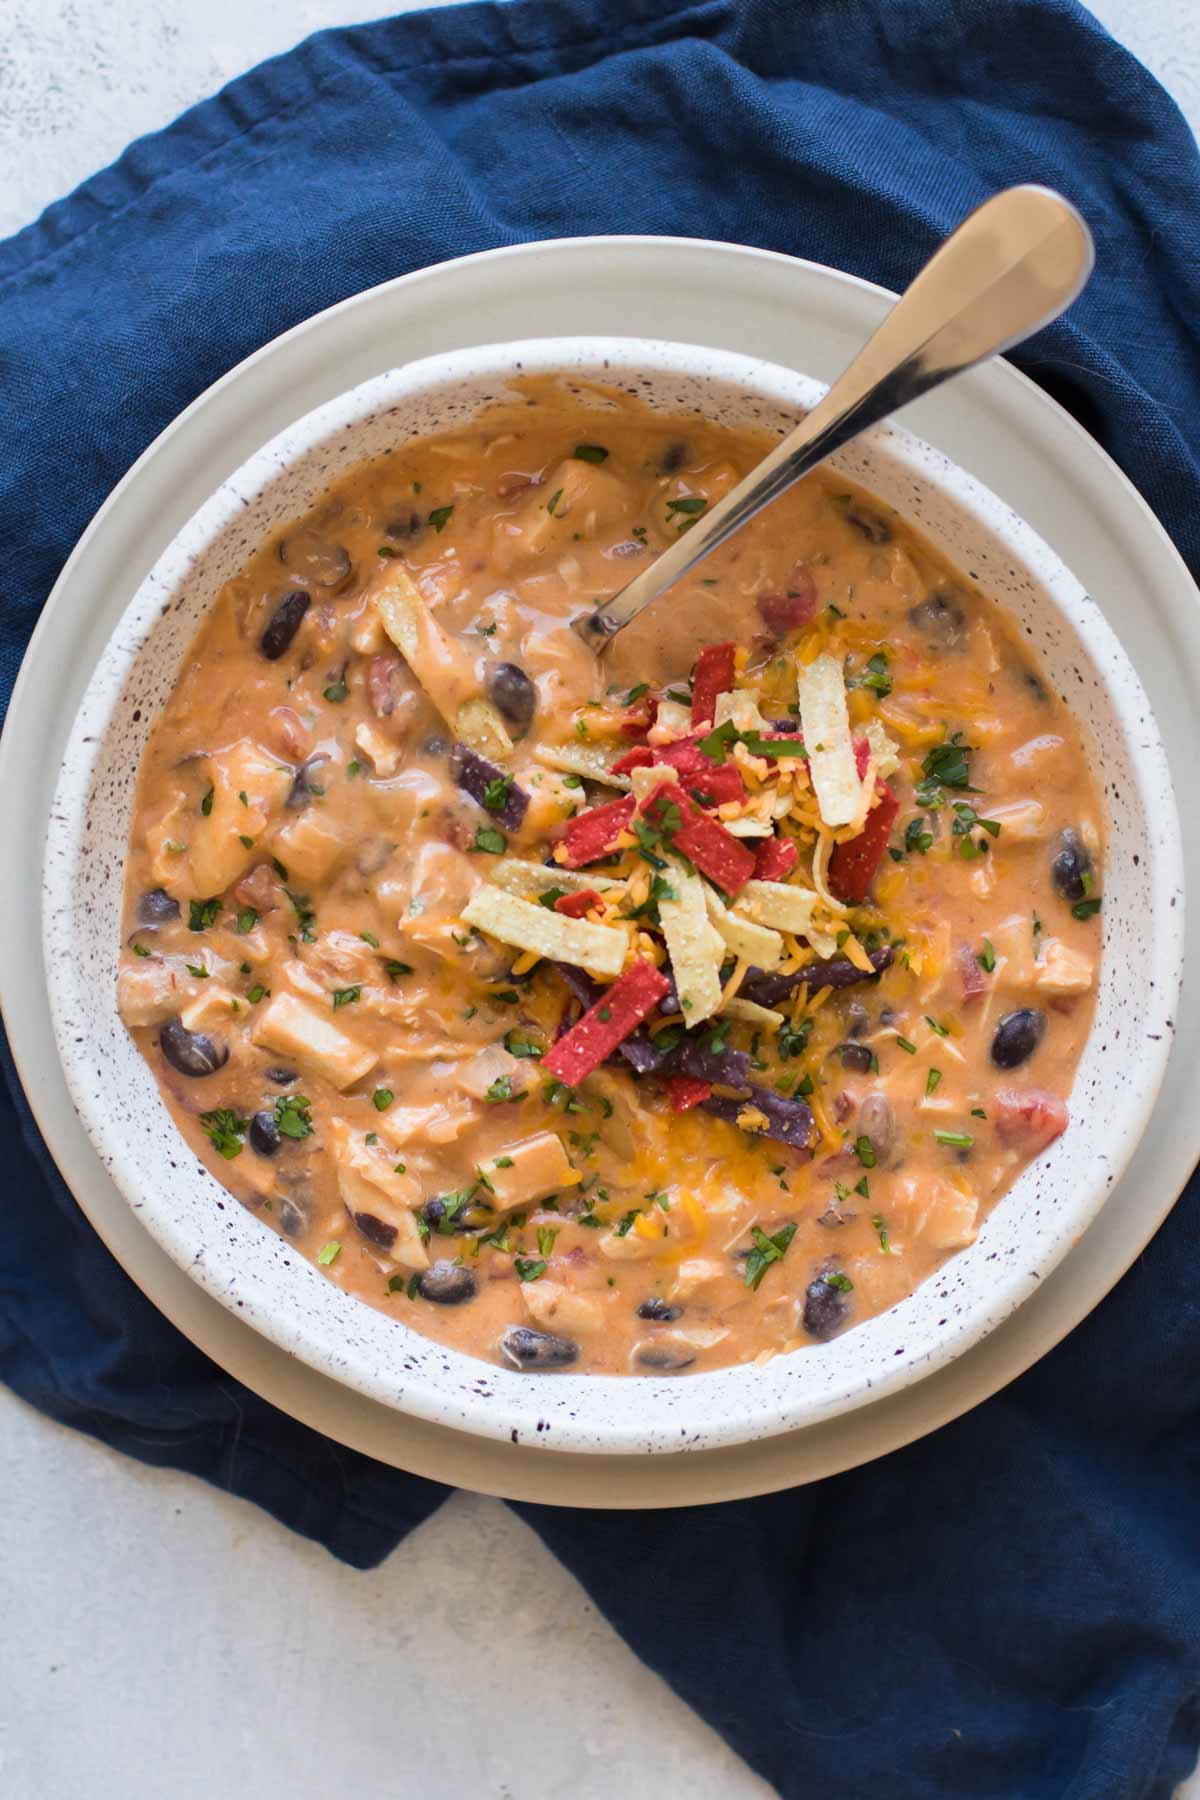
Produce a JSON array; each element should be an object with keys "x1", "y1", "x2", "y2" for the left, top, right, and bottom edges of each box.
[{"x1": 45, "y1": 342, "x2": 1163, "y2": 1453}]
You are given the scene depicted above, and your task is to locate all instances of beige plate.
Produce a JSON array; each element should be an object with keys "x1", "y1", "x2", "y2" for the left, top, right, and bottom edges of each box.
[{"x1": 3, "y1": 235, "x2": 1198, "y2": 1505}]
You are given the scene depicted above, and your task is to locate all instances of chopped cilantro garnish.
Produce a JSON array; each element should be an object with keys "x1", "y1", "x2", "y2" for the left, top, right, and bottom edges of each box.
[
  {"x1": 934, "y1": 1129, "x2": 974, "y2": 1149},
  {"x1": 274, "y1": 1093, "x2": 313, "y2": 1140},
  {"x1": 131, "y1": 942, "x2": 151, "y2": 958},
  {"x1": 200, "y1": 1109, "x2": 245, "y2": 1160},
  {"x1": 200, "y1": 786, "x2": 214, "y2": 816},
  {"x1": 317, "y1": 1241, "x2": 341, "y2": 1267},
  {"x1": 429, "y1": 505, "x2": 454, "y2": 532},
  {"x1": 853, "y1": 1135, "x2": 877, "y2": 1168},
  {"x1": 546, "y1": 488, "x2": 564, "y2": 516},
  {"x1": 323, "y1": 675, "x2": 349, "y2": 703},
  {"x1": 382, "y1": 958, "x2": 413, "y2": 980},
  {"x1": 536, "y1": 1225, "x2": 559, "y2": 1258},
  {"x1": 905, "y1": 816, "x2": 933, "y2": 856},
  {"x1": 504, "y1": 1030, "x2": 543, "y2": 1059},
  {"x1": 471, "y1": 826, "x2": 507, "y2": 855},
  {"x1": 926, "y1": 1068, "x2": 942, "y2": 1097},
  {"x1": 236, "y1": 906, "x2": 258, "y2": 935},
  {"x1": 331, "y1": 986, "x2": 360, "y2": 1009},
  {"x1": 482, "y1": 774, "x2": 514, "y2": 814},
  {"x1": 485, "y1": 1075, "x2": 524, "y2": 1104},
  {"x1": 1072, "y1": 897, "x2": 1103, "y2": 921},
  {"x1": 978, "y1": 938, "x2": 996, "y2": 973},
  {"x1": 514, "y1": 1256, "x2": 548, "y2": 1282},
  {"x1": 896, "y1": 1036, "x2": 917, "y2": 1054},
  {"x1": 744, "y1": 1222, "x2": 797, "y2": 1291},
  {"x1": 188, "y1": 897, "x2": 220, "y2": 932},
  {"x1": 284, "y1": 889, "x2": 317, "y2": 942},
  {"x1": 372, "y1": 1088, "x2": 394, "y2": 1111},
  {"x1": 925, "y1": 1016, "x2": 949, "y2": 1037}
]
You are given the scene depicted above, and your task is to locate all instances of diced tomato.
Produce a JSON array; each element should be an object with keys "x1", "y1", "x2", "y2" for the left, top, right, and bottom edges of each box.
[
  {"x1": 643, "y1": 787, "x2": 756, "y2": 895},
  {"x1": 610, "y1": 744, "x2": 654, "y2": 776},
  {"x1": 993, "y1": 1089, "x2": 1070, "y2": 1155},
  {"x1": 690, "y1": 642, "x2": 736, "y2": 729},
  {"x1": 756, "y1": 566, "x2": 818, "y2": 637},
  {"x1": 620, "y1": 695, "x2": 659, "y2": 739},
  {"x1": 559, "y1": 795, "x2": 636, "y2": 868},
  {"x1": 853, "y1": 736, "x2": 871, "y2": 780},
  {"x1": 753, "y1": 835, "x2": 799, "y2": 883},
  {"x1": 541, "y1": 960, "x2": 671, "y2": 1086},
  {"x1": 826, "y1": 783, "x2": 899, "y2": 905},
  {"x1": 957, "y1": 942, "x2": 989, "y2": 1001},
  {"x1": 555, "y1": 889, "x2": 602, "y2": 919},
  {"x1": 664, "y1": 1073, "x2": 713, "y2": 1112}
]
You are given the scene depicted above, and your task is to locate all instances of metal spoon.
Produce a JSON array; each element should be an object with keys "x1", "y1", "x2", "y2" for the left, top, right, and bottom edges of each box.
[{"x1": 572, "y1": 184, "x2": 1093, "y2": 654}]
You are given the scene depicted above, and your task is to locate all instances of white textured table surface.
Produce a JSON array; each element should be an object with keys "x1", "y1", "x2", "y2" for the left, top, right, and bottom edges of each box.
[{"x1": 2, "y1": 5, "x2": 1198, "y2": 1798}]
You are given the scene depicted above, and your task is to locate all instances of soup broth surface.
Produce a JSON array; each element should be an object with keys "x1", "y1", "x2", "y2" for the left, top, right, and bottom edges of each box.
[{"x1": 118, "y1": 380, "x2": 1103, "y2": 1377}]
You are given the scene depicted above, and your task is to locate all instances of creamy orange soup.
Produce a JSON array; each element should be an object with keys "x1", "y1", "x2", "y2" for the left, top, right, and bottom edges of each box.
[{"x1": 118, "y1": 381, "x2": 1102, "y2": 1376}]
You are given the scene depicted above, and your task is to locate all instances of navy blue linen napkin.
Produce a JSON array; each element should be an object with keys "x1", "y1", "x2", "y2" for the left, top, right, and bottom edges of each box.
[{"x1": 3, "y1": 2, "x2": 1199, "y2": 1792}]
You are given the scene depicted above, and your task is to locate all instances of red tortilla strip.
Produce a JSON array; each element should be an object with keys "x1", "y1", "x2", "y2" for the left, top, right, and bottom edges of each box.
[
  {"x1": 558, "y1": 795, "x2": 636, "y2": 867},
  {"x1": 664, "y1": 1073, "x2": 713, "y2": 1112},
  {"x1": 690, "y1": 642, "x2": 736, "y2": 728},
  {"x1": 654, "y1": 738, "x2": 745, "y2": 806},
  {"x1": 644, "y1": 788, "x2": 756, "y2": 896},
  {"x1": 554, "y1": 889, "x2": 603, "y2": 919},
  {"x1": 610, "y1": 744, "x2": 654, "y2": 776},
  {"x1": 753, "y1": 835, "x2": 799, "y2": 883},
  {"x1": 827, "y1": 783, "x2": 899, "y2": 904},
  {"x1": 541, "y1": 960, "x2": 671, "y2": 1086},
  {"x1": 620, "y1": 695, "x2": 659, "y2": 739}
]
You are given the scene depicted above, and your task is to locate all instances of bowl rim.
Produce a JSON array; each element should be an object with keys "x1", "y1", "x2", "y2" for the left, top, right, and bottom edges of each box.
[{"x1": 42, "y1": 334, "x2": 1186, "y2": 1456}]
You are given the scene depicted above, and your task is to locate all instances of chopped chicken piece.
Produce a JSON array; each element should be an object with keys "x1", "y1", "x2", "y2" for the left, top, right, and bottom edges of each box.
[
  {"x1": 1036, "y1": 938, "x2": 1094, "y2": 994},
  {"x1": 482, "y1": 1130, "x2": 579, "y2": 1212},
  {"x1": 521, "y1": 1280, "x2": 604, "y2": 1336},
  {"x1": 251, "y1": 991, "x2": 377, "y2": 1089},
  {"x1": 337, "y1": 1167, "x2": 428, "y2": 1271},
  {"x1": 273, "y1": 810, "x2": 346, "y2": 886}
]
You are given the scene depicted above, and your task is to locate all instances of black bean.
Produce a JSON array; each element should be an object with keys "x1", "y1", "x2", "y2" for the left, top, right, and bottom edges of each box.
[
  {"x1": 844, "y1": 501, "x2": 892, "y2": 544},
  {"x1": 259, "y1": 590, "x2": 310, "y2": 660},
  {"x1": 385, "y1": 510, "x2": 423, "y2": 541},
  {"x1": 803, "y1": 1274, "x2": 850, "y2": 1341},
  {"x1": 277, "y1": 1196, "x2": 308, "y2": 1238},
  {"x1": 248, "y1": 1110, "x2": 281, "y2": 1157},
  {"x1": 422, "y1": 1193, "x2": 493, "y2": 1234},
  {"x1": 991, "y1": 1008, "x2": 1046, "y2": 1070},
  {"x1": 449, "y1": 741, "x2": 529, "y2": 829},
  {"x1": 286, "y1": 754, "x2": 329, "y2": 811},
  {"x1": 486, "y1": 662, "x2": 538, "y2": 733},
  {"x1": 660, "y1": 441, "x2": 688, "y2": 474},
  {"x1": 637, "y1": 1297, "x2": 682, "y2": 1322},
  {"x1": 278, "y1": 528, "x2": 352, "y2": 589},
  {"x1": 837, "y1": 1042, "x2": 875, "y2": 1073},
  {"x1": 634, "y1": 1342, "x2": 695, "y2": 1371},
  {"x1": 159, "y1": 1016, "x2": 228, "y2": 1078},
  {"x1": 499, "y1": 1324, "x2": 578, "y2": 1370},
  {"x1": 265, "y1": 1066, "x2": 298, "y2": 1085},
  {"x1": 349, "y1": 1210, "x2": 398, "y2": 1252},
  {"x1": 908, "y1": 590, "x2": 966, "y2": 648},
  {"x1": 137, "y1": 887, "x2": 180, "y2": 926},
  {"x1": 1051, "y1": 828, "x2": 1093, "y2": 904},
  {"x1": 858, "y1": 1093, "x2": 895, "y2": 1163},
  {"x1": 418, "y1": 1261, "x2": 478, "y2": 1305},
  {"x1": 845, "y1": 1001, "x2": 870, "y2": 1038}
]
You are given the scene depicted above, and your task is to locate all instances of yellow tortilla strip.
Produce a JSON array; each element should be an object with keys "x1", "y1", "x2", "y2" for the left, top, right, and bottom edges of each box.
[
  {"x1": 703, "y1": 884, "x2": 784, "y2": 971},
  {"x1": 535, "y1": 743, "x2": 633, "y2": 789},
  {"x1": 461, "y1": 885, "x2": 627, "y2": 977},
  {"x1": 795, "y1": 652, "x2": 859, "y2": 828},
  {"x1": 721, "y1": 996, "x2": 786, "y2": 1026},
  {"x1": 733, "y1": 879, "x2": 822, "y2": 938},
  {"x1": 488, "y1": 859, "x2": 620, "y2": 900},
  {"x1": 375, "y1": 566, "x2": 512, "y2": 758},
  {"x1": 657, "y1": 856, "x2": 724, "y2": 1025}
]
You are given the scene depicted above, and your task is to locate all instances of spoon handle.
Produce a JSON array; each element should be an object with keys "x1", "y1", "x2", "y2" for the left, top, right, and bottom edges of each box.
[{"x1": 574, "y1": 184, "x2": 1094, "y2": 652}]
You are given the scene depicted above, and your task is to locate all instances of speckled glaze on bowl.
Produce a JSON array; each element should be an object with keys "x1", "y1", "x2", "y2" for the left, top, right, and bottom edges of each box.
[{"x1": 43, "y1": 339, "x2": 1183, "y2": 1456}]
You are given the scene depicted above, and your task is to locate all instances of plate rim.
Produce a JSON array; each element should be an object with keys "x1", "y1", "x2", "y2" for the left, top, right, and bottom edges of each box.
[{"x1": 4, "y1": 232, "x2": 1199, "y2": 1506}]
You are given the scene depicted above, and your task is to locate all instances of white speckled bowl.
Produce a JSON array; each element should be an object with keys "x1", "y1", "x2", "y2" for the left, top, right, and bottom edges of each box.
[{"x1": 43, "y1": 338, "x2": 1184, "y2": 1456}]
